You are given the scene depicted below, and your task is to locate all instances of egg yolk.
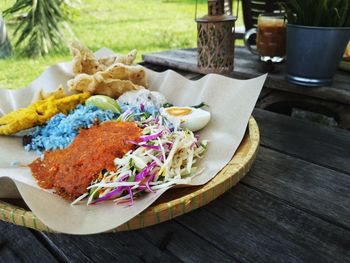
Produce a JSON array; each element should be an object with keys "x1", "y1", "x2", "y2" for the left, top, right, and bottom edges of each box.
[{"x1": 165, "y1": 107, "x2": 192, "y2": 116}]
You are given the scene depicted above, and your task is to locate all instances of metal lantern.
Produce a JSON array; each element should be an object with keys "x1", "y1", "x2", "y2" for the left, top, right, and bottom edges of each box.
[{"x1": 196, "y1": 0, "x2": 238, "y2": 74}]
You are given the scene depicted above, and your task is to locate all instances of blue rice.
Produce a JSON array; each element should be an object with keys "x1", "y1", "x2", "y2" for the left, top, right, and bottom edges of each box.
[{"x1": 25, "y1": 104, "x2": 116, "y2": 154}]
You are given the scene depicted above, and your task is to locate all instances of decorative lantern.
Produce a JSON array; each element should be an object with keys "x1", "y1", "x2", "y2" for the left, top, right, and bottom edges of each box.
[{"x1": 195, "y1": 0, "x2": 238, "y2": 74}]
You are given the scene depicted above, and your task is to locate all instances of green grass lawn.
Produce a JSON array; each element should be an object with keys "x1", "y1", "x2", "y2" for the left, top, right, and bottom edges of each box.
[{"x1": 0, "y1": 0, "x2": 243, "y2": 89}]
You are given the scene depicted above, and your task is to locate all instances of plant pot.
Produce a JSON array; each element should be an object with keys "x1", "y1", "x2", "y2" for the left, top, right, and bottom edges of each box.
[{"x1": 286, "y1": 24, "x2": 350, "y2": 87}]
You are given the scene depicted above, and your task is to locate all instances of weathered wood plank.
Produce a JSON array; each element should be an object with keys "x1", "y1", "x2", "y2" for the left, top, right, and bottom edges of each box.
[
  {"x1": 44, "y1": 230, "x2": 180, "y2": 263},
  {"x1": 43, "y1": 218, "x2": 236, "y2": 263},
  {"x1": 245, "y1": 73, "x2": 350, "y2": 106},
  {"x1": 142, "y1": 48, "x2": 350, "y2": 104},
  {"x1": 253, "y1": 109, "x2": 350, "y2": 174},
  {"x1": 176, "y1": 184, "x2": 350, "y2": 263},
  {"x1": 139, "y1": 62, "x2": 167, "y2": 72},
  {"x1": 0, "y1": 221, "x2": 58, "y2": 263},
  {"x1": 255, "y1": 89, "x2": 350, "y2": 130},
  {"x1": 138, "y1": 220, "x2": 237, "y2": 262},
  {"x1": 142, "y1": 49, "x2": 198, "y2": 74},
  {"x1": 141, "y1": 62, "x2": 202, "y2": 80},
  {"x1": 244, "y1": 147, "x2": 350, "y2": 228}
]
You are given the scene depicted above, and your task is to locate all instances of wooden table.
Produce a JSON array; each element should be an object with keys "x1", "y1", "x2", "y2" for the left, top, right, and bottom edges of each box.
[
  {"x1": 143, "y1": 47, "x2": 350, "y2": 129},
  {"x1": 1, "y1": 49, "x2": 350, "y2": 263}
]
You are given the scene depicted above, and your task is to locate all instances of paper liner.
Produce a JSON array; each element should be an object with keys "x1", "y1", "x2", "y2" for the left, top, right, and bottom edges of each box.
[{"x1": 0, "y1": 48, "x2": 266, "y2": 234}]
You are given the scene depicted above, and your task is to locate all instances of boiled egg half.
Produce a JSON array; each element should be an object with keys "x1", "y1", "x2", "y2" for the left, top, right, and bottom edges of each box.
[{"x1": 160, "y1": 106, "x2": 211, "y2": 132}]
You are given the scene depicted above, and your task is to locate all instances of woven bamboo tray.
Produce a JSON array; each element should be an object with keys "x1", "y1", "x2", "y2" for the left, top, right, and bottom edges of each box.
[{"x1": 0, "y1": 117, "x2": 259, "y2": 233}]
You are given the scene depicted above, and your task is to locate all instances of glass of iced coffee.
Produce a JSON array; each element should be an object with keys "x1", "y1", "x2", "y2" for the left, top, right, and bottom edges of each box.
[{"x1": 244, "y1": 13, "x2": 286, "y2": 62}]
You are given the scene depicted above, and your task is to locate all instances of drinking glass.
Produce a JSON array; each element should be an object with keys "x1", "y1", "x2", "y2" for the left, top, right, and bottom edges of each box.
[{"x1": 244, "y1": 13, "x2": 286, "y2": 62}]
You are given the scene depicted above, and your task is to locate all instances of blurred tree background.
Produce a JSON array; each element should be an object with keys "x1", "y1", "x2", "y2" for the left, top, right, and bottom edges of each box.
[
  {"x1": 3, "y1": 0, "x2": 76, "y2": 57},
  {"x1": 0, "y1": 0, "x2": 242, "y2": 89}
]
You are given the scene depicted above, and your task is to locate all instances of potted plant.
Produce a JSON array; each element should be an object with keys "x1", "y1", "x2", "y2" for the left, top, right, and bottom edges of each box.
[{"x1": 280, "y1": 0, "x2": 350, "y2": 86}]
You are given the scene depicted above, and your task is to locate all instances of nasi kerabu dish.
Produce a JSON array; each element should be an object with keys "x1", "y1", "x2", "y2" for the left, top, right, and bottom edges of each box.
[{"x1": 0, "y1": 42, "x2": 211, "y2": 205}]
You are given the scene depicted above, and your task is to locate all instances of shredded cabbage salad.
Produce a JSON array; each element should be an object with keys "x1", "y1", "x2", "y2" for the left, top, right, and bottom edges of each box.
[{"x1": 72, "y1": 105, "x2": 208, "y2": 205}]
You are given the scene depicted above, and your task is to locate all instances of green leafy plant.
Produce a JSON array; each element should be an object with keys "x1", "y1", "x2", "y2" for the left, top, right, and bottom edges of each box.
[
  {"x1": 3, "y1": 0, "x2": 77, "y2": 57},
  {"x1": 280, "y1": 0, "x2": 350, "y2": 27}
]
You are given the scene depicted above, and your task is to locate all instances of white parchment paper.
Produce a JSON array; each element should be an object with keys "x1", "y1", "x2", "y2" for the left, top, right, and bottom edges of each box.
[{"x1": 0, "y1": 48, "x2": 266, "y2": 234}]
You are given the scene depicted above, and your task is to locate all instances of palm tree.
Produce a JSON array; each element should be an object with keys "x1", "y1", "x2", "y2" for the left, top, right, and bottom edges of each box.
[
  {"x1": 3, "y1": 0, "x2": 75, "y2": 57},
  {"x1": 0, "y1": 13, "x2": 12, "y2": 58}
]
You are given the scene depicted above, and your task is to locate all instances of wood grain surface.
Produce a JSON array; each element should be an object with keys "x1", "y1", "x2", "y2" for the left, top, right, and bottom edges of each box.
[
  {"x1": 1, "y1": 63, "x2": 349, "y2": 263},
  {"x1": 142, "y1": 47, "x2": 350, "y2": 105},
  {"x1": 253, "y1": 109, "x2": 350, "y2": 174}
]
